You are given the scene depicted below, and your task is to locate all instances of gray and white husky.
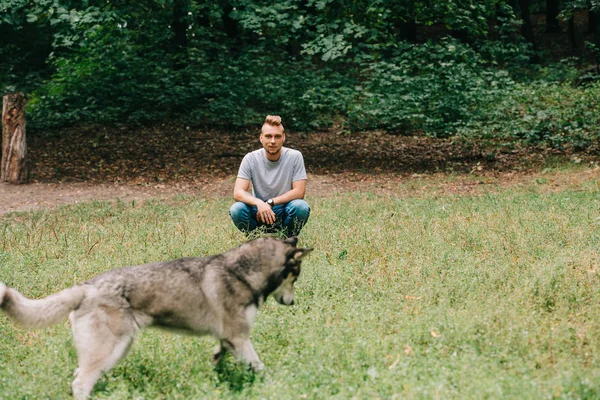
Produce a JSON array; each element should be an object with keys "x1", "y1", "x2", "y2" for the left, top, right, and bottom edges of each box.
[{"x1": 0, "y1": 236, "x2": 312, "y2": 399}]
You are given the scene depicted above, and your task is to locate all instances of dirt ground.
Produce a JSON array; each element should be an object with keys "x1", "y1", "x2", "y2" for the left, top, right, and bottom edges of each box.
[
  {"x1": 1, "y1": 126, "x2": 598, "y2": 215},
  {"x1": 3, "y1": 167, "x2": 600, "y2": 216}
]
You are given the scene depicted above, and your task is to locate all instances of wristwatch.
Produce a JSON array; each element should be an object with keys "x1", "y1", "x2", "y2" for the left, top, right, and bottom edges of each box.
[{"x1": 266, "y1": 198, "x2": 275, "y2": 207}]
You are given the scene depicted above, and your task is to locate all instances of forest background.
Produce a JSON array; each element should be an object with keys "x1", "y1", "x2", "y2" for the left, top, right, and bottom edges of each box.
[{"x1": 1, "y1": 0, "x2": 600, "y2": 152}]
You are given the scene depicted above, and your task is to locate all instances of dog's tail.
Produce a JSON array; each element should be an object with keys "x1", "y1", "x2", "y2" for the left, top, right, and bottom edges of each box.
[{"x1": 0, "y1": 282, "x2": 86, "y2": 329}]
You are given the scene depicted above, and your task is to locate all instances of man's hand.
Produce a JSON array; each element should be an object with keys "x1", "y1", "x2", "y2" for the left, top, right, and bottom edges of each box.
[{"x1": 256, "y1": 201, "x2": 276, "y2": 225}]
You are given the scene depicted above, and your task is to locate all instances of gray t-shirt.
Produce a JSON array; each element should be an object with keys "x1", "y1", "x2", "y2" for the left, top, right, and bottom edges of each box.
[{"x1": 237, "y1": 147, "x2": 307, "y2": 201}]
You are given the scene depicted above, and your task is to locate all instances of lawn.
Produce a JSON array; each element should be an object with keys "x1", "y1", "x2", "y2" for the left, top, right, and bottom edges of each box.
[{"x1": 1, "y1": 170, "x2": 600, "y2": 399}]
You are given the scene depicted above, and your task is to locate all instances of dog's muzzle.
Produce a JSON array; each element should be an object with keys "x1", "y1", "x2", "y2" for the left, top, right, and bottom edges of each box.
[{"x1": 277, "y1": 293, "x2": 294, "y2": 306}]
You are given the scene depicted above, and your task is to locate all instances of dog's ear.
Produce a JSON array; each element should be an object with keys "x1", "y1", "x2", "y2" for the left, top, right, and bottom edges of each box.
[
  {"x1": 286, "y1": 247, "x2": 313, "y2": 263},
  {"x1": 284, "y1": 236, "x2": 298, "y2": 247}
]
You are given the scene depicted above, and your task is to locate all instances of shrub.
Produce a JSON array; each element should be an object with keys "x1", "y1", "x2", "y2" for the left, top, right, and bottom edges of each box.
[
  {"x1": 457, "y1": 82, "x2": 600, "y2": 149},
  {"x1": 349, "y1": 38, "x2": 515, "y2": 137}
]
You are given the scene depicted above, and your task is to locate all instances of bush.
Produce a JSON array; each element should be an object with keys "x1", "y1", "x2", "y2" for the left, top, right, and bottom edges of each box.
[
  {"x1": 457, "y1": 81, "x2": 600, "y2": 149},
  {"x1": 25, "y1": 25, "x2": 596, "y2": 151},
  {"x1": 349, "y1": 38, "x2": 515, "y2": 136},
  {"x1": 27, "y1": 36, "x2": 352, "y2": 132}
]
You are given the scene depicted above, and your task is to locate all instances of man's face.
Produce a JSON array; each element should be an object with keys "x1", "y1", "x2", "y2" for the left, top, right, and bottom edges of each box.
[{"x1": 260, "y1": 124, "x2": 285, "y2": 159}]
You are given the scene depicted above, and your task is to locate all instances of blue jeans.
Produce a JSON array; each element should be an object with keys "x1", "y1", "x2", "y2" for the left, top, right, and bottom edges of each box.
[{"x1": 229, "y1": 199, "x2": 310, "y2": 237}]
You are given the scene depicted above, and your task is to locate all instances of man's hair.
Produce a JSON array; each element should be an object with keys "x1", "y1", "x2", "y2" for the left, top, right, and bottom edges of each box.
[{"x1": 263, "y1": 115, "x2": 284, "y2": 132}]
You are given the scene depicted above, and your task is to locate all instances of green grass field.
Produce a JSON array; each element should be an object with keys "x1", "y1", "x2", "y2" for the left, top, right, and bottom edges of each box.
[{"x1": 1, "y1": 171, "x2": 600, "y2": 399}]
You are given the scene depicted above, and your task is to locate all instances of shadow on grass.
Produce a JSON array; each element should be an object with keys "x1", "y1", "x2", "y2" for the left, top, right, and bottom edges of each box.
[{"x1": 214, "y1": 360, "x2": 259, "y2": 393}]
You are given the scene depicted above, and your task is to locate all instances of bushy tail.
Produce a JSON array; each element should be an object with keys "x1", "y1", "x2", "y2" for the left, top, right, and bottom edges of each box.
[{"x1": 0, "y1": 282, "x2": 86, "y2": 329}]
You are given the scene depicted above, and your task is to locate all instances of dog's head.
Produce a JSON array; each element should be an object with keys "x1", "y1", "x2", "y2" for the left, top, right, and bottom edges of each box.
[{"x1": 271, "y1": 237, "x2": 312, "y2": 306}]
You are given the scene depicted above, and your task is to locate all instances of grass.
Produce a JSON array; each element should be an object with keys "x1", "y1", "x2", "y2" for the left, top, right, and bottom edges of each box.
[{"x1": 1, "y1": 170, "x2": 600, "y2": 399}]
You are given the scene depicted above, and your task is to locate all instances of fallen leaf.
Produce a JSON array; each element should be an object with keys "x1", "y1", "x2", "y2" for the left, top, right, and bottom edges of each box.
[{"x1": 389, "y1": 354, "x2": 401, "y2": 369}]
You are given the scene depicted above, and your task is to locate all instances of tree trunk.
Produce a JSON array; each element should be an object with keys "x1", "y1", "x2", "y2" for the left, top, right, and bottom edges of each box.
[
  {"x1": 393, "y1": 2, "x2": 417, "y2": 43},
  {"x1": 568, "y1": 17, "x2": 577, "y2": 48},
  {"x1": 222, "y1": 3, "x2": 238, "y2": 39},
  {"x1": 589, "y1": 9, "x2": 597, "y2": 34},
  {"x1": 546, "y1": 0, "x2": 561, "y2": 33},
  {"x1": 519, "y1": 0, "x2": 535, "y2": 46},
  {"x1": 172, "y1": 0, "x2": 189, "y2": 70},
  {"x1": 593, "y1": 10, "x2": 600, "y2": 48},
  {"x1": 396, "y1": 19, "x2": 417, "y2": 43},
  {"x1": 1, "y1": 93, "x2": 28, "y2": 184}
]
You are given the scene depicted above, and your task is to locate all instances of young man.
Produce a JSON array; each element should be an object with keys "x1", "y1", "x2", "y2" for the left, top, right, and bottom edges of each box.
[{"x1": 229, "y1": 115, "x2": 310, "y2": 237}]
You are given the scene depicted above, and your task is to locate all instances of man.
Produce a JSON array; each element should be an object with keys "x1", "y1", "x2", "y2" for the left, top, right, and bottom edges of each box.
[{"x1": 229, "y1": 115, "x2": 310, "y2": 237}]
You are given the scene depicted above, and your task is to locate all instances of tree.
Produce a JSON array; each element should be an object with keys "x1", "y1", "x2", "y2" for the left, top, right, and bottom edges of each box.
[
  {"x1": 172, "y1": 0, "x2": 190, "y2": 69},
  {"x1": 546, "y1": 0, "x2": 561, "y2": 32},
  {"x1": 0, "y1": 0, "x2": 541, "y2": 132},
  {"x1": 593, "y1": 2, "x2": 600, "y2": 47},
  {"x1": 519, "y1": 0, "x2": 536, "y2": 45},
  {"x1": 1, "y1": 93, "x2": 28, "y2": 184}
]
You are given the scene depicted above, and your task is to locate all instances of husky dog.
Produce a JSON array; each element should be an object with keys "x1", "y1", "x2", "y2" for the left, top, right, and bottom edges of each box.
[{"x1": 0, "y1": 236, "x2": 312, "y2": 399}]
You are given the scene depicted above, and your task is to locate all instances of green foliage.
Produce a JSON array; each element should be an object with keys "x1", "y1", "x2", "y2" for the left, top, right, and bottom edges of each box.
[
  {"x1": 458, "y1": 82, "x2": 600, "y2": 149},
  {"x1": 2, "y1": 0, "x2": 597, "y2": 148},
  {"x1": 28, "y1": 24, "x2": 178, "y2": 127},
  {"x1": 585, "y1": 41, "x2": 600, "y2": 65},
  {"x1": 27, "y1": 45, "x2": 352, "y2": 130},
  {"x1": 349, "y1": 38, "x2": 517, "y2": 136}
]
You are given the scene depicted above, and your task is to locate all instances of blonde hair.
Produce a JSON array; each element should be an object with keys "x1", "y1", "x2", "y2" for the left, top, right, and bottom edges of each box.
[{"x1": 263, "y1": 115, "x2": 284, "y2": 132}]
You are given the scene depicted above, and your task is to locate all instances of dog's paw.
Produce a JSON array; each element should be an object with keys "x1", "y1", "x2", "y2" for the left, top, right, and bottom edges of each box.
[{"x1": 250, "y1": 360, "x2": 264, "y2": 373}]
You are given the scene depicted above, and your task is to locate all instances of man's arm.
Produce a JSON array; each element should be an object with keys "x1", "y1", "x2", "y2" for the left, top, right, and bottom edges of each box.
[
  {"x1": 271, "y1": 179, "x2": 306, "y2": 205},
  {"x1": 234, "y1": 177, "x2": 258, "y2": 205},
  {"x1": 233, "y1": 177, "x2": 276, "y2": 224}
]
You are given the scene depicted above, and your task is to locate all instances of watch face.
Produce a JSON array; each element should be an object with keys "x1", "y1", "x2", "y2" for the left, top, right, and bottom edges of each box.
[{"x1": 267, "y1": 199, "x2": 274, "y2": 206}]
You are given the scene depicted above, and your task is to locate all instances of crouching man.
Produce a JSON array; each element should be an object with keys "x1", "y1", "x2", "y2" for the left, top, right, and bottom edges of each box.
[{"x1": 229, "y1": 115, "x2": 310, "y2": 237}]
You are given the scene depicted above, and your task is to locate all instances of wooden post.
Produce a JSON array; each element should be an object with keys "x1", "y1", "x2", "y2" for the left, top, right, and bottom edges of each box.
[{"x1": 1, "y1": 93, "x2": 28, "y2": 184}]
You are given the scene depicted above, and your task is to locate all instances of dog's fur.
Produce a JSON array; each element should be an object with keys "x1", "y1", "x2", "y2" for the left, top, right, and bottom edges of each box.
[{"x1": 0, "y1": 236, "x2": 312, "y2": 399}]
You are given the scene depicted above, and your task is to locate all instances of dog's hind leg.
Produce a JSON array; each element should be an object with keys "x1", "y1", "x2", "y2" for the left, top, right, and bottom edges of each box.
[{"x1": 70, "y1": 309, "x2": 136, "y2": 400}]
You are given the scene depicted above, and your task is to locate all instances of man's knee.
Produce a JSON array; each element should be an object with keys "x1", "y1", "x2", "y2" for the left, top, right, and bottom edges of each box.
[
  {"x1": 287, "y1": 199, "x2": 310, "y2": 220},
  {"x1": 229, "y1": 202, "x2": 251, "y2": 223}
]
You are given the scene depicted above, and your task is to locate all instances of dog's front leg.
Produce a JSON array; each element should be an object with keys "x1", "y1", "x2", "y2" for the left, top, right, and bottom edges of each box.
[
  {"x1": 239, "y1": 339, "x2": 264, "y2": 372},
  {"x1": 223, "y1": 337, "x2": 264, "y2": 372},
  {"x1": 212, "y1": 340, "x2": 227, "y2": 365}
]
